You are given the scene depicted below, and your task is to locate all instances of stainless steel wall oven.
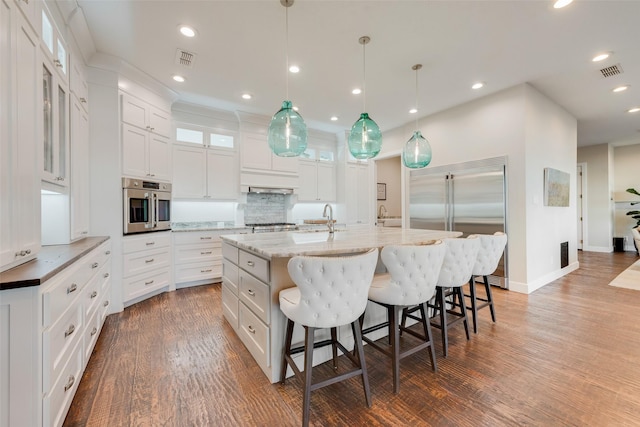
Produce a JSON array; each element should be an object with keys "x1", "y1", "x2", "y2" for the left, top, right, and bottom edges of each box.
[{"x1": 122, "y1": 178, "x2": 172, "y2": 235}]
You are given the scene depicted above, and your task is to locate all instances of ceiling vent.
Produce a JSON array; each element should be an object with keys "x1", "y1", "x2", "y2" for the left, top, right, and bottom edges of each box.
[
  {"x1": 599, "y1": 63, "x2": 623, "y2": 78},
  {"x1": 175, "y1": 49, "x2": 196, "y2": 68}
]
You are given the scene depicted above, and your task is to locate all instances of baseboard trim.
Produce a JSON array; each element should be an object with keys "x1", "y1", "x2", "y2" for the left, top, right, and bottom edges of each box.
[
  {"x1": 508, "y1": 261, "x2": 580, "y2": 294},
  {"x1": 583, "y1": 245, "x2": 612, "y2": 253}
]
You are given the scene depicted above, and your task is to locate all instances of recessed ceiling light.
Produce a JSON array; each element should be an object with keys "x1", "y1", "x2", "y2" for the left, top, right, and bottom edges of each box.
[
  {"x1": 472, "y1": 82, "x2": 484, "y2": 90},
  {"x1": 613, "y1": 85, "x2": 629, "y2": 93},
  {"x1": 289, "y1": 65, "x2": 300, "y2": 73},
  {"x1": 628, "y1": 107, "x2": 640, "y2": 113},
  {"x1": 409, "y1": 108, "x2": 418, "y2": 114},
  {"x1": 241, "y1": 93, "x2": 252, "y2": 100},
  {"x1": 592, "y1": 52, "x2": 610, "y2": 62},
  {"x1": 352, "y1": 88, "x2": 362, "y2": 95},
  {"x1": 330, "y1": 116, "x2": 338, "y2": 121},
  {"x1": 172, "y1": 75, "x2": 185, "y2": 83},
  {"x1": 553, "y1": 0, "x2": 573, "y2": 9},
  {"x1": 178, "y1": 25, "x2": 196, "y2": 38}
]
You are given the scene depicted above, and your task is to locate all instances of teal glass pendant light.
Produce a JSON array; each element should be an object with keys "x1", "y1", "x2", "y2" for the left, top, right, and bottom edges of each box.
[
  {"x1": 348, "y1": 36, "x2": 382, "y2": 160},
  {"x1": 267, "y1": 0, "x2": 307, "y2": 157},
  {"x1": 402, "y1": 64, "x2": 432, "y2": 169}
]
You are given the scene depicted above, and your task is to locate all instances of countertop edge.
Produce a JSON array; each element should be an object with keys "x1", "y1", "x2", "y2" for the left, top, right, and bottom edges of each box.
[{"x1": 0, "y1": 236, "x2": 110, "y2": 291}]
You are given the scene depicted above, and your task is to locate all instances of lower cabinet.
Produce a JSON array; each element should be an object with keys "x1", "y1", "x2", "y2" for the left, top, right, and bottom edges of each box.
[
  {"x1": 0, "y1": 239, "x2": 112, "y2": 427},
  {"x1": 173, "y1": 231, "x2": 224, "y2": 287},
  {"x1": 122, "y1": 232, "x2": 171, "y2": 306}
]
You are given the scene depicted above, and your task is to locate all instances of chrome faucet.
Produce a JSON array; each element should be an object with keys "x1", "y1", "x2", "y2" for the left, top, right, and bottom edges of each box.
[
  {"x1": 378, "y1": 204, "x2": 387, "y2": 218},
  {"x1": 323, "y1": 204, "x2": 334, "y2": 234}
]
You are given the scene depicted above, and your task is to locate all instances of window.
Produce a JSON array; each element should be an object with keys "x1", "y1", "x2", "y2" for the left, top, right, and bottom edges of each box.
[
  {"x1": 42, "y1": 11, "x2": 53, "y2": 55},
  {"x1": 210, "y1": 133, "x2": 234, "y2": 148},
  {"x1": 176, "y1": 127, "x2": 204, "y2": 145},
  {"x1": 318, "y1": 150, "x2": 334, "y2": 162},
  {"x1": 301, "y1": 148, "x2": 316, "y2": 159}
]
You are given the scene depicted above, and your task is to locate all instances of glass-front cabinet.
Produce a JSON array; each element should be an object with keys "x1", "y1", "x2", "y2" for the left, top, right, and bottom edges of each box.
[{"x1": 41, "y1": 8, "x2": 69, "y2": 187}]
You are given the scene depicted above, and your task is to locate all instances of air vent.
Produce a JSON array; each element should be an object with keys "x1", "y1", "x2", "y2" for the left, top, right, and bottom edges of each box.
[
  {"x1": 175, "y1": 49, "x2": 196, "y2": 68},
  {"x1": 599, "y1": 63, "x2": 623, "y2": 78}
]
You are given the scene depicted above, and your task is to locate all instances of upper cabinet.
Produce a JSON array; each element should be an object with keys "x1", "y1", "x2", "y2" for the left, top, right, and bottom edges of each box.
[
  {"x1": 1, "y1": 6, "x2": 41, "y2": 272},
  {"x1": 298, "y1": 159, "x2": 336, "y2": 202},
  {"x1": 70, "y1": 55, "x2": 89, "y2": 112},
  {"x1": 121, "y1": 92, "x2": 171, "y2": 181},
  {"x1": 41, "y1": 8, "x2": 67, "y2": 83},
  {"x1": 241, "y1": 131, "x2": 298, "y2": 174}
]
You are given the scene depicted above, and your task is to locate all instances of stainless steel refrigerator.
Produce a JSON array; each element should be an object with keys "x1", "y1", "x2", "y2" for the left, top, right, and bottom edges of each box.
[{"x1": 409, "y1": 157, "x2": 508, "y2": 288}]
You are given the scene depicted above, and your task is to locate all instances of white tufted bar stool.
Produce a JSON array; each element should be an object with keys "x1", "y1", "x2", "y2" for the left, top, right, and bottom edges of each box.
[
  {"x1": 428, "y1": 236, "x2": 480, "y2": 357},
  {"x1": 362, "y1": 242, "x2": 446, "y2": 394},
  {"x1": 279, "y1": 248, "x2": 378, "y2": 427},
  {"x1": 466, "y1": 232, "x2": 507, "y2": 333}
]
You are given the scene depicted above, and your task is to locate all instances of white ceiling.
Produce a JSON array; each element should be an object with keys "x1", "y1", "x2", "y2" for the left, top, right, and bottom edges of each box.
[{"x1": 74, "y1": 0, "x2": 640, "y2": 147}]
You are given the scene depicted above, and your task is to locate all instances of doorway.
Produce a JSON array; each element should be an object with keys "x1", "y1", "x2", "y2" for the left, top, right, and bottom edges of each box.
[{"x1": 374, "y1": 155, "x2": 402, "y2": 226}]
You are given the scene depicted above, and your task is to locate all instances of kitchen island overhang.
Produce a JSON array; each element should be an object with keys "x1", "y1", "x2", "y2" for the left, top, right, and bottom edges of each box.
[{"x1": 220, "y1": 227, "x2": 462, "y2": 383}]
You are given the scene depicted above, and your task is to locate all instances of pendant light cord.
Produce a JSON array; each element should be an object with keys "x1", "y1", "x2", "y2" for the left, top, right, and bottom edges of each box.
[
  {"x1": 415, "y1": 67, "x2": 419, "y2": 130},
  {"x1": 285, "y1": 5, "x2": 289, "y2": 101},
  {"x1": 362, "y1": 41, "x2": 366, "y2": 112}
]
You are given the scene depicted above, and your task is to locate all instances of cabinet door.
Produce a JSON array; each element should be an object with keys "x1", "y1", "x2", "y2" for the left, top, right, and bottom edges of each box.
[
  {"x1": 0, "y1": 0, "x2": 13, "y2": 267},
  {"x1": 70, "y1": 56, "x2": 88, "y2": 111},
  {"x1": 207, "y1": 149, "x2": 238, "y2": 200},
  {"x1": 122, "y1": 123, "x2": 148, "y2": 178},
  {"x1": 241, "y1": 132, "x2": 271, "y2": 171},
  {"x1": 316, "y1": 162, "x2": 336, "y2": 202},
  {"x1": 173, "y1": 145, "x2": 206, "y2": 198},
  {"x1": 70, "y1": 97, "x2": 89, "y2": 240},
  {"x1": 149, "y1": 105, "x2": 171, "y2": 138},
  {"x1": 271, "y1": 154, "x2": 298, "y2": 174},
  {"x1": 297, "y1": 160, "x2": 317, "y2": 201},
  {"x1": 148, "y1": 134, "x2": 171, "y2": 181},
  {"x1": 121, "y1": 93, "x2": 147, "y2": 130}
]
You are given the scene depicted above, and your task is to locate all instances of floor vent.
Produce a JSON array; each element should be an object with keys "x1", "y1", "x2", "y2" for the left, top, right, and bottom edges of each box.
[
  {"x1": 175, "y1": 49, "x2": 196, "y2": 68},
  {"x1": 561, "y1": 242, "x2": 569, "y2": 268},
  {"x1": 599, "y1": 63, "x2": 623, "y2": 78}
]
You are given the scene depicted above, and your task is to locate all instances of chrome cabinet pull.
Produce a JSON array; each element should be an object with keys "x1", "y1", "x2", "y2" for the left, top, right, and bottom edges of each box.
[
  {"x1": 200, "y1": 236, "x2": 212, "y2": 240},
  {"x1": 247, "y1": 289, "x2": 255, "y2": 296},
  {"x1": 144, "y1": 280, "x2": 154, "y2": 285},
  {"x1": 15, "y1": 249, "x2": 32, "y2": 256},
  {"x1": 201, "y1": 269, "x2": 213, "y2": 273},
  {"x1": 105, "y1": 250, "x2": 111, "y2": 255},
  {"x1": 145, "y1": 241, "x2": 155, "y2": 246},
  {"x1": 247, "y1": 325, "x2": 256, "y2": 334},
  {"x1": 91, "y1": 327, "x2": 98, "y2": 336},
  {"x1": 53, "y1": 59, "x2": 63, "y2": 68},
  {"x1": 26, "y1": 249, "x2": 31, "y2": 254},
  {"x1": 90, "y1": 291, "x2": 98, "y2": 299},
  {"x1": 145, "y1": 258, "x2": 155, "y2": 263},
  {"x1": 103, "y1": 273, "x2": 110, "y2": 278},
  {"x1": 67, "y1": 283, "x2": 78, "y2": 294},
  {"x1": 64, "y1": 324, "x2": 75, "y2": 338},
  {"x1": 246, "y1": 261, "x2": 254, "y2": 267},
  {"x1": 64, "y1": 376, "x2": 75, "y2": 392},
  {"x1": 91, "y1": 262, "x2": 99, "y2": 269},
  {"x1": 103, "y1": 300, "x2": 110, "y2": 307},
  {"x1": 201, "y1": 251, "x2": 212, "y2": 255},
  {"x1": 80, "y1": 97, "x2": 87, "y2": 103}
]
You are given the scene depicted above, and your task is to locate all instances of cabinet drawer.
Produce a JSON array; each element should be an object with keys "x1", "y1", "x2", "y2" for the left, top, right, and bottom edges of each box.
[
  {"x1": 124, "y1": 269, "x2": 170, "y2": 302},
  {"x1": 43, "y1": 340, "x2": 83, "y2": 427},
  {"x1": 43, "y1": 303, "x2": 83, "y2": 393},
  {"x1": 100, "y1": 289, "x2": 111, "y2": 322},
  {"x1": 174, "y1": 242, "x2": 221, "y2": 264},
  {"x1": 100, "y1": 258, "x2": 112, "y2": 293},
  {"x1": 239, "y1": 270, "x2": 270, "y2": 324},
  {"x1": 222, "y1": 260, "x2": 239, "y2": 296},
  {"x1": 238, "y1": 303, "x2": 270, "y2": 368},
  {"x1": 173, "y1": 231, "x2": 222, "y2": 245},
  {"x1": 239, "y1": 250, "x2": 269, "y2": 283},
  {"x1": 123, "y1": 248, "x2": 170, "y2": 278},
  {"x1": 222, "y1": 284, "x2": 239, "y2": 330},
  {"x1": 83, "y1": 270, "x2": 102, "y2": 322},
  {"x1": 123, "y1": 232, "x2": 171, "y2": 254},
  {"x1": 83, "y1": 309, "x2": 102, "y2": 367},
  {"x1": 222, "y1": 243, "x2": 239, "y2": 265},
  {"x1": 175, "y1": 260, "x2": 222, "y2": 284}
]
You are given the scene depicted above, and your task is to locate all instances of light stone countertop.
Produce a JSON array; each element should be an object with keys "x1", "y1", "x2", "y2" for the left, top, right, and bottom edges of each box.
[{"x1": 220, "y1": 227, "x2": 462, "y2": 259}]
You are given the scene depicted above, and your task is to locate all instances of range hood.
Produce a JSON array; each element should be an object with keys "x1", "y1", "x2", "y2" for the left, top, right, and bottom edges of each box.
[{"x1": 248, "y1": 186, "x2": 294, "y2": 195}]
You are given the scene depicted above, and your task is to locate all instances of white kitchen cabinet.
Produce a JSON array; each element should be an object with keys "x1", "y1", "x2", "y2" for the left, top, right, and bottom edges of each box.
[
  {"x1": 122, "y1": 122, "x2": 171, "y2": 181},
  {"x1": 0, "y1": 6, "x2": 41, "y2": 272},
  {"x1": 0, "y1": 239, "x2": 111, "y2": 427},
  {"x1": 69, "y1": 96, "x2": 90, "y2": 240},
  {"x1": 41, "y1": 59, "x2": 70, "y2": 188},
  {"x1": 173, "y1": 144, "x2": 239, "y2": 200},
  {"x1": 40, "y1": 8, "x2": 67, "y2": 83},
  {"x1": 298, "y1": 159, "x2": 336, "y2": 202},
  {"x1": 173, "y1": 231, "x2": 225, "y2": 287},
  {"x1": 346, "y1": 162, "x2": 372, "y2": 226},
  {"x1": 70, "y1": 54, "x2": 88, "y2": 113},
  {"x1": 122, "y1": 232, "x2": 172, "y2": 306},
  {"x1": 241, "y1": 131, "x2": 298, "y2": 174},
  {"x1": 121, "y1": 92, "x2": 171, "y2": 138},
  {"x1": 14, "y1": 0, "x2": 38, "y2": 30}
]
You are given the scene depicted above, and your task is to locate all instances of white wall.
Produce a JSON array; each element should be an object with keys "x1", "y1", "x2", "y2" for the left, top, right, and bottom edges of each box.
[
  {"x1": 375, "y1": 157, "x2": 402, "y2": 218},
  {"x1": 379, "y1": 83, "x2": 578, "y2": 293},
  {"x1": 613, "y1": 143, "x2": 640, "y2": 249}
]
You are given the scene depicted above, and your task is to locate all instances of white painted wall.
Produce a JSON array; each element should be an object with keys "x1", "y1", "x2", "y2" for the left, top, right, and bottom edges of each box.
[
  {"x1": 613, "y1": 143, "x2": 640, "y2": 249},
  {"x1": 379, "y1": 83, "x2": 577, "y2": 293}
]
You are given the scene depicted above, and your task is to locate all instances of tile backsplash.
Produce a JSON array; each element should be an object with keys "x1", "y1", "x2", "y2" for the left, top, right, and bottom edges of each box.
[{"x1": 245, "y1": 193, "x2": 286, "y2": 224}]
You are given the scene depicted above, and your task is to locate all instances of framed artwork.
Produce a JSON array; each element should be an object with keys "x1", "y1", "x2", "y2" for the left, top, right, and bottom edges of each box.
[
  {"x1": 544, "y1": 168, "x2": 570, "y2": 207},
  {"x1": 377, "y1": 183, "x2": 386, "y2": 201}
]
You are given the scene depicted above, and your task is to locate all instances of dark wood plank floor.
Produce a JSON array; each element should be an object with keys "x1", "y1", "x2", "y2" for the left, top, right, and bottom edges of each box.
[{"x1": 64, "y1": 251, "x2": 640, "y2": 427}]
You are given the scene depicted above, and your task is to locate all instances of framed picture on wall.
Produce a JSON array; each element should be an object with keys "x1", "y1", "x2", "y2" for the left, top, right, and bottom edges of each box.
[
  {"x1": 543, "y1": 167, "x2": 570, "y2": 207},
  {"x1": 377, "y1": 183, "x2": 386, "y2": 201}
]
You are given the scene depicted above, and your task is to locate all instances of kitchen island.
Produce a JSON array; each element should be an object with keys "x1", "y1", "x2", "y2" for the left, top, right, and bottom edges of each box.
[{"x1": 220, "y1": 227, "x2": 462, "y2": 383}]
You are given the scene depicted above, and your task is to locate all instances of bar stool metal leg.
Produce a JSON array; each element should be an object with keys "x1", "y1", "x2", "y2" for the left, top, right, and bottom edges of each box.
[{"x1": 302, "y1": 326, "x2": 315, "y2": 427}]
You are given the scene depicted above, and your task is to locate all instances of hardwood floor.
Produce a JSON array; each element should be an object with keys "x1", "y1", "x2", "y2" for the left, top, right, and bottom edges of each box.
[{"x1": 64, "y1": 251, "x2": 640, "y2": 427}]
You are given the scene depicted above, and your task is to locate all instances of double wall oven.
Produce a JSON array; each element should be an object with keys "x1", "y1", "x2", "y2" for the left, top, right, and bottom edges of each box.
[{"x1": 123, "y1": 178, "x2": 172, "y2": 235}]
